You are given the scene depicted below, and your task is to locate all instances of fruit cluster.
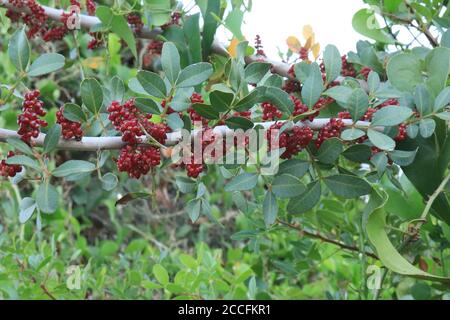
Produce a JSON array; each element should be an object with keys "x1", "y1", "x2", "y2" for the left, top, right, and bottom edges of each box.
[
  {"x1": 17, "y1": 90, "x2": 48, "y2": 145},
  {"x1": 56, "y1": 107, "x2": 83, "y2": 140},
  {"x1": 0, "y1": 151, "x2": 22, "y2": 178},
  {"x1": 315, "y1": 118, "x2": 345, "y2": 148},
  {"x1": 188, "y1": 92, "x2": 206, "y2": 123},
  {"x1": 117, "y1": 145, "x2": 161, "y2": 179},
  {"x1": 127, "y1": 13, "x2": 143, "y2": 33},
  {"x1": 267, "y1": 122, "x2": 314, "y2": 159},
  {"x1": 107, "y1": 99, "x2": 170, "y2": 178}
]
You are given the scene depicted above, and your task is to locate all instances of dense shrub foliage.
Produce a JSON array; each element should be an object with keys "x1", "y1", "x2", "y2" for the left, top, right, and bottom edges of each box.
[{"x1": 0, "y1": 0, "x2": 449, "y2": 299}]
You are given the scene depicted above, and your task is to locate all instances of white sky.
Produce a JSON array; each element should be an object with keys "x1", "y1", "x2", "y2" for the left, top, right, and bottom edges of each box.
[{"x1": 213, "y1": 0, "x2": 364, "y2": 58}]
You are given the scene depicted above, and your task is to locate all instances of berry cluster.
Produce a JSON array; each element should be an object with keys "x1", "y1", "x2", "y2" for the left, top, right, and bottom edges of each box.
[
  {"x1": 86, "y1": 0, "x2": 96, "y2": 16},
  {"x1": 188, "y1": 93, "x2": 206, "y2": 123},
  {"x1": 359, "y1": 66, "x2": 372, "y2": 80},
  {"x1": 262, "y1": 102, "x2": 282, "y2": 121},
  {"x1": 56, "y1": 107, "x2": 83, "y2": 140},
  {"x1": 87, "y1": 32, "x2": 104, "y2": 50},
  {"x1": 6, "y1": 0, "x2": 47, "y2": 38},
  {"x1": 107, "y1": 99, "x2": 170, "y2": 178},
  {"x1": 341, "y1": 55, "x2": 356, "y2": 77},
  {"x1": 315, "y1": 118, "x2": 345, "y2": 148},
  {"x1": 161, "y1": 12, "x2": 182, "y2": 30},
  {"x1": 17, "y1": 90, "x2": 48, "y2": 145},
  {"x1": 267, "y1": 122, "x2": 313, "y2": 159},
  {"x1": 0, "y1": 152, "x2": 22, "y2": 178},
  {"x1": 143, "y1": 41, "x2": 164, "y2": 67},
  {"x1": 117, "y1": 145, "x2": 161, "y2": 179},
  {"x1": 127, "y1": 13, "x2": 143, "y2": 33}
]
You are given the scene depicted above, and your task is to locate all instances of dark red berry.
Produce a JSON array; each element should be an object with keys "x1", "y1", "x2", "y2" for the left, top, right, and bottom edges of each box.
[
  {"x1": 0, "y1": 151, "x2": 22, "y2": 178},
  {"x1": 17, "y1": 89, "x2": 48, "y2": 145},
  {"x1": 315, "y1": 118, "x2": 345, "y2": 148},
  {"x1": 56, "y1": 107, "x2": 83, "y2": 140},
  {"x1": 117, "y1": 145, "x2": 161, "y2": 179}
]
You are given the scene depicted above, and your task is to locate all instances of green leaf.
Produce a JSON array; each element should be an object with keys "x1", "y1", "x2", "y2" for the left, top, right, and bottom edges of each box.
[
  {"x1": 367, "y1": 209, "x2": 450, "y2": 284},
  {"x1": 6, "y1": 155, "x2": 40, "y2": 171},
  {"x1": 371, "y1": 106, "x2": 413, "y2": 126},
  {"x1": 101, "y1": 173, "x2": 118, "y2": 191},
  {"x1": 367, "y1": 129, "x2": 395, "y2": 151},
  {"x1": 371, "y1": 152, "x2": 388, "y2": 175},
  {"x1": 192, "y1": 103, "x2": 219, "y2": 120},
  {"x1": 234, "y1": 87, "x2": 266, "y2": 111},
  {"x1": 109, "y1": 76, "x2": 125, "y2": 103},
  {"x1": 287, "y1": 181, "x2": 321, "y2": 214},
  {"x1": 263, "y1": 191, "x2": 278, "y2": 227},
  {"x1": 36, "y1": 182, "x2": 59, "y2": 214},
  {"x1": 389, "y1": 149, "x2": 418, "y2": 166},
  {"x1": 6, "y1": 138, "x2": 33, "y2": 156},
  {"x1": 324, "y1": 86, "x2": 352, "y2": 106},
  {"x1": 176, "y1": 63, "x2": 213, "y2": 88},
  {"x1": 97, "y1": 7, "x2": 137, "y2": 58},
  {"x1": 323, "y1": 45, "x2": 342, "y2": 83},
  {"x1": 244, "y1": 62, "x2": 271, "y2": 84},
  {"x1": 43, "y1": 124, "x2": 61, "y2": 154},
  {"x1": 224, "y1": 8, "x2": 244, "y2": 39},
  {"x1": 264, "y1": 87, "x2": 294, "y2": 114},
  {"x1": 387, "y1": 53, "x2": 422, "y2": 92},
  {"x1": 434, "y1": 86, "x2": 450, "y2": 112},
  {"x1": 436, "y1": 112, "x2": 450, "y2": 121},
  {"x1": 63, "y1": 103, "x2": 86, "y2": 122},
  {"x1": 201, "y1": 0, "x2": 220, "y2": 59},
  {"x1": 166, "y1": 113, "x2": 184, "y2": 130},
  {"x1": 210, "y1": 90, "x2": 234, "y2": 112},
  {"x1": 272, "y1": 174, "x2": 306, "y2": 198},
  {"x1": 28, "y1": 53, "x2": 65, "y2": 77},
  {"x1": 186, "y1": 198, "x2": 201, "y2": 223},
  {"x1": 175, "y1": 176, "x2": 197, "y2": 193},
  {"x1": 419, "y1": 118, "x2": 436, "y2": 138},
  {"x1": 161, "y1": 42, "x2": 181, "y2": 84},
  {"x1": 19, "y1": 197, "x2": 36, "y2": 224},
  {"x1": 137, "y1": 71, "x2": 167, "y2": 99},
  {"x1": 52, "y1": 160, "x2": 96, "y2": 177},
  {"x1": 225, "y1": 173, "x2": 258, "y2": 192},
  {"x1": 278, "y1": 159, "x2": 309, "y2": 178},
  {"x1": 301, "y1": 63, "x2": 324, "y2": 108},
  {"x1": 316, "y1": 138, "x2": 343, "y2": 164},
  {"x1": 341, "y1": 128, "x2": 366, "y2": 141},
  {"x1": 324, "y1": 174, "x2": 372, "y2": 198},
  {"x1": 368, "y1": 71, "x2": 380, "y2": 93},
  {"x1": 414, "y1": 84, "x2": 433, "y2": 115},
  {"x1": 425, "y1": 47, "x2": 450, "y2": 96},
  {"x1": 352, "y1": 9, "x2": 395, "y2": 44},
  {"x1": 81, "y1": 78, "x2": 103, "y2": 114},
  {"x1": 406, "y1": 124, "x2": 419, "y2": 138},
  {"x1": 184, "y1": 13, "x2": 202, "y2": 64},
  {"x1": 8, "y1": 28, "x2": 30, "y2": 71},
  {"x1": 153, "y1": 264, "x2": 169, "y2": 286},
  {"x1": 342, "y1": 144, "x2": 372, "y2": 163},
  {"x1": 347, "y1": 88, "x2": 369, "y2": 121},
  {"x1": 135, "y1": 98, "x2": 162, "y2": 115},
  {"x1": 225, "y1": 117, "x2": 254, "y2": 130}
]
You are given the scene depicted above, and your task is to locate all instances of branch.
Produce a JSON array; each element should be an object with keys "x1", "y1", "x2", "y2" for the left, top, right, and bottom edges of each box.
[
  {"x1": 276, "y1": 219, "x2": 379, "y2": 260},
  {"x1": 0, "y1": 119, "x2": 376, "y2": 151},
  {"x1": 0, "y1": 0, "x2": 294, "y2": 78}
]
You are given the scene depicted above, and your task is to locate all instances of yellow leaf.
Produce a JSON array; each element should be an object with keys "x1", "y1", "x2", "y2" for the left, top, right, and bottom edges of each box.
[
  {"x1": 303, "y1": 25, "x2": 314, "y2": 41},
  {"x1": 82, "y1": 57, "x2": 105, "y2": 69},
  {"x1": 286, "y1": 36, "x2": 301, "y2": 53},
  {"x1": 228, "y1": 38, "x2": 240, "y2": 58},
  {"x1": 304, "y1": 37, "x2": 313, "y2": 50},
  {"x1": 311, "y1": 43, "x2": 321, "y2": 60}
]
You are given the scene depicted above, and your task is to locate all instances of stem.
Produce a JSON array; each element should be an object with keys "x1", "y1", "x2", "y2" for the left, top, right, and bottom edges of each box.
[{"x1": 276, "y1": 219, "x2": 379, "y2": 260}]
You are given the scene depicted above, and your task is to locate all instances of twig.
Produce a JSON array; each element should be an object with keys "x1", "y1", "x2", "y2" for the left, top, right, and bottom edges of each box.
[
  {"x1": 0, "y1": 119, "x2": 378, "y2": 151},
  {"x1": 276, "y1": 219, "x2": 379, "y2": 260}
]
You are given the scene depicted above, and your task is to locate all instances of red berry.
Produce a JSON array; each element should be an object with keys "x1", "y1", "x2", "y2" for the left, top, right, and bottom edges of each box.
[
  {"x1": 0, "y1": 151, "x2": 22, "y2": 178},
  {"x1": 262, "y1": 102, "x2": 282, "y2": 121},
  {"x1": 127, "y1": 13, "x2": 143, "y2": 33},
  {"x1": 117, "y1": 145, "x2": 161, "y2": 179},
  {"x1": 17, "y1": 90, "x2": 48, "y2": 145},
  {"x1": 341, "y1": 55, "x2": 356, "y2": 78},
  {"x1": 359, "y1": 67, "x2": 372, "y2": 80},
  {"x1": 315, "y1": 118, "x2": 345, "y2": 148},
  {"x1": 56, "y1": 107, "x2": 83, "y2": 140}
]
